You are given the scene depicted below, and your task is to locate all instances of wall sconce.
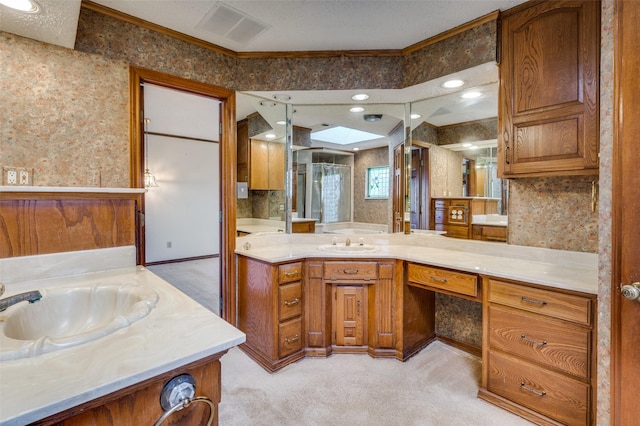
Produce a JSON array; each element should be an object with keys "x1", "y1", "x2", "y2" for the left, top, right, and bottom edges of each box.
[{"x1": 144, "y1": 118, "x2": 159, "y2": 188}]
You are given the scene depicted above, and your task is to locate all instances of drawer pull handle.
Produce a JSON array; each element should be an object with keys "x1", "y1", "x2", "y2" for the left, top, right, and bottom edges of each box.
[
  {"x1": 284, "y1": 335, "x2": 300, "y2": 343},
  {"x1": 343, "y1": 269, "x2": 359, "y2": 274},
  {"x1": 520, "y1": 382, "x2": 546, "y2": 397},
  {"x1": 284, "y1": 271, "x2": 299, "y2": 277},
  {"x1": 429, "y1": 276, "x2": 448, "y2": 284},
  {"x1": 520, "y1": 334, "x2": 547, "y2": 346},
  {"x1": 521, "y1": 296, "x2": 547, "y2": 306},
  {"x1": 284, "y1": 298, "x2": 300, "y2": 306}
]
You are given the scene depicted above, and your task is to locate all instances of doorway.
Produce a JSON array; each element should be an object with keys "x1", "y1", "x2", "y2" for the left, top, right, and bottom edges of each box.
[{"x1": 129, "y1": 67, "x2": 237, "y2": 323}]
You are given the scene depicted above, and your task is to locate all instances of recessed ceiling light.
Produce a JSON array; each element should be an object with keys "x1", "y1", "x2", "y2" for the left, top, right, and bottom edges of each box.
[
  {"x1": 353, "y1": 147, "x2": 360, "y2": 151},
  {"x1": 276, "y1": 120, "x2": 286, "y2": 125},
  {"x1": 265, "y1": 133, "x2": 276, "y2": 140},
  {"x1": 410, "y1": 113, "x2": 421, "y2": 119},
  {"x1": 461, "y1": 91, "x2": 482, "y2": 99},
  {"x1": 462, "y1": 143, "x2": 473, "y2": 148},
  {"x1": 0, "y1": 0, "x2": 40, "y2": 12},
  {"x1": 442, "y1": 79, "x2": 464, "y2": 88},
  {"x1": 272, "y1": 94, "x2": 291, "y2": 102},
  {"x1": 351, "y1": 94, "x2": 369, "y2": 101},
  {"x1": 350, "y1": 106, "x2": 365, "y2": 113}
]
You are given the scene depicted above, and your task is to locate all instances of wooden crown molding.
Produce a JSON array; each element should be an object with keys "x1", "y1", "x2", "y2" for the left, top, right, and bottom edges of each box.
[
  {"x1": 81, "y1": 0, "x2": 497, "y2": 60},
  {"x1": 402, "y1": 10, "x2": 500, "y2": 55}
]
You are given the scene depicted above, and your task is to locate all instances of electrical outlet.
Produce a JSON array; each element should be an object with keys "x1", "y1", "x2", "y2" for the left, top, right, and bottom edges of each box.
[
  {"x1": 5, "y1": 169, "x2": 17, "y2": 185},
  {"x1": 19, "y1": 170, "x2": 29, "y2": 185},
  {"x1": 3, "y1": 167, "x2": 34, "y2": 185}
]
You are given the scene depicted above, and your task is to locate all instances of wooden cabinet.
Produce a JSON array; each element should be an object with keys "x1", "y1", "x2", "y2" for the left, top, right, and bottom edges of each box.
[
  {"x1": 479, "y1": 277, "x2": 596, "y2": 425},
  {"x1": 237, "y1": 256, "x2": 304, "y2": 372},
  {"x1": 498, "y1": 0, "x2": 600, "y2": 178},
  {"x1": 291, "y1": 219, "x2": 316, "y2": 233},
  {"x1": 472, "y1": 224, "x2": 507, "y2": 242},
  {"x1": 34, "y1": 354, "x2": 224, "y2": 425},
  {"x1": 249, "y1": 140, "x2": 284, "y2": 190},
  {"x1": 431, "y1": 198, "x2": 501, "y2": 240},
  {"x1": 236, "y1": 119, "x2": 285, "y2": 190},
  {"x1": 431, "y1": 198, "x2": 471, "y2": 239}
]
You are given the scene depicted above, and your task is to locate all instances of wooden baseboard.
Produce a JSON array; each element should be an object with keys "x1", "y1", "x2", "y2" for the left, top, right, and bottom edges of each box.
[
  {"x1": 146, "y1": 253, "x2": 219, "y2": 266},
  {"x1": 436, "y1": 335, "x2": 482, "y2": 358}
]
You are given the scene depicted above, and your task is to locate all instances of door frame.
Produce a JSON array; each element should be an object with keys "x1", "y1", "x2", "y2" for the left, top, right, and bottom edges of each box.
[
  {"x1": 611, "y1": 0, "x2": 640, "y2": 423},
  {"x1": 129, "y1": 67, "x2": 237, "y2": 323}
]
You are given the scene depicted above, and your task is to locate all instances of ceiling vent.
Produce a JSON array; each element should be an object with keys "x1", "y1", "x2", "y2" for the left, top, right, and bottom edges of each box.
[{"x1": 196, "y1": 2, "x2": 270, "y2": 46}]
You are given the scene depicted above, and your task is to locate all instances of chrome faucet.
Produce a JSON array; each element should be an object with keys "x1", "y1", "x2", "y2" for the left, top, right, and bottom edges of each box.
[
  {"x1": 0, "y1": 290, "x2": 43, "y2": 312},
  {"x1": 345, "y1": 238, "x2": 351, "y2": 246}
]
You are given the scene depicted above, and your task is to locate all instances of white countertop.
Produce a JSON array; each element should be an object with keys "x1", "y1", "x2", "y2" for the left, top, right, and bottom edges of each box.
[
  {"x1": 235, "y1": 233, "x2": 597, "y2": 295},
  {"x1": 0, "y1": 251, "x2": 245, "y2": 425}
]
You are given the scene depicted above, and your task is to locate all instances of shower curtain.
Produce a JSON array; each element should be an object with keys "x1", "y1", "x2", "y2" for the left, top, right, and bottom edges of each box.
[{"x1": 311, "y1": 163, "x2": 351, "y2": 223}]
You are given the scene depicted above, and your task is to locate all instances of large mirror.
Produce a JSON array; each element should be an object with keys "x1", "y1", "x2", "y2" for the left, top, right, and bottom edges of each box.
[{"x1": 235, "y1": 62, "x2": 507, "y2": 238}]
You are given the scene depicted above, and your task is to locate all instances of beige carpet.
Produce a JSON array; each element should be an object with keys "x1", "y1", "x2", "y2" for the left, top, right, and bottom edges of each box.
[{"x1": 219, "y1": 341, "x2": 533, "y2": 425}]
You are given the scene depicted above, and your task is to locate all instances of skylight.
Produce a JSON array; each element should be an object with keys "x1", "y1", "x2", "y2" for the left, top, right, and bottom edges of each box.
[{"x1": 312, "y1": 126, "x2": 384, "y2": 145}]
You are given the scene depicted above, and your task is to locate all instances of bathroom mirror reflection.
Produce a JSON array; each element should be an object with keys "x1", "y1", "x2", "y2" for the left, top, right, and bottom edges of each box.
[{"x1": 235, "y1": 62, "x2": 507, "y2": 238}]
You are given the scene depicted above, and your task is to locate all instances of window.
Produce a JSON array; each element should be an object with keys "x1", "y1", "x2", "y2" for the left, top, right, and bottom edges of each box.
[{"x1": 366, "y1": 166, "x2": 389, "y2": 199}]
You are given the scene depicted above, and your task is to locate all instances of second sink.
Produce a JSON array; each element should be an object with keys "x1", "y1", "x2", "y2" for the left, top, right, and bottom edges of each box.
[{"x1": 318, "y1": 243, "x2": 379, "y2": 253}]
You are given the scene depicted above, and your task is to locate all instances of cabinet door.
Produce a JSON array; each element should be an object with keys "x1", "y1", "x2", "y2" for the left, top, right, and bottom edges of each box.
[
  {"x1": 333, "y1": 286, "x2": 366, "y2": 347},
  {"x1": 268, "y1": 142, "x2": 285, "y2": 190},
  {"x1": 499, "y1": 0, "x2": 599, "y2": 177},
  {"x1": 249, "y1": 140, "x2": 269, "y2": 189}
]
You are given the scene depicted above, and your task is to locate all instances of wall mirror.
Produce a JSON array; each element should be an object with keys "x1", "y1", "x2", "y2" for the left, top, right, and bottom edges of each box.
[{"x1": 235, "y1": 61, "x2": 504, "y2": 236}]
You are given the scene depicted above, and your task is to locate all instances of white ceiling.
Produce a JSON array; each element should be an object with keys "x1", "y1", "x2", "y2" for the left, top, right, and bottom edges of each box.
[{"x1": 0, "y1": 0, "x2": 524, "y2": 150}]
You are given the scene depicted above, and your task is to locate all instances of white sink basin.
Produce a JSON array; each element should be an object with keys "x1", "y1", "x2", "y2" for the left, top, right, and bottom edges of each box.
[
  {"x1": 0, "y1": 284, "x2": 158, "y2": 361},
  {"x1": 317, "y1": 243, "x2": 379, "y2": 253}
]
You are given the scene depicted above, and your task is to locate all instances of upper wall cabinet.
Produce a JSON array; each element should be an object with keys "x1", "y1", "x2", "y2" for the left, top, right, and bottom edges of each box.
[{"x1": 498, "y1": 0, "x2": 600, "y2": 178}]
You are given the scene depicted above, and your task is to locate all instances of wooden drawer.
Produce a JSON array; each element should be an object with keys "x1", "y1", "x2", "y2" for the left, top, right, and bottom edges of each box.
[
  {"x1": 292, "y1": 221, "x2": 315, "y2": 233},
  {"x1": 434, "y1": 199, "x2": 447, "y2": 208},
  {"x1": 433, "y1": 209, "x2": 446, "y2": 224},
  {"x1": 323, "y1": 261, "x2": 377, "y2": 282},
  {"x1": 279, "y1": 281, "x2": 302, "y2": 321},
  {"x1": 279, "y1": 317, "x2": 302, "y2": 358},
  {"x1": 449, "y1": 199, "x2": 470, "y2": 209},
  {"x1": 489, "y1": 305, "x2": 590, "y2": 378},
  {"x1": 278, "y1": 262, "x2": 303, "y2": 283},
  {"x1": 435, "y1": 224, "x2": 469, "y2": 239},
  {"x1": 407, "y1": 263, "x2": 478, "y2": 298},
  {"x1": 487, "y1": 351, "x2": 589, "y2": 426},
  {"x1": 472, "y1": 225, "x2": 507, "y2": 242},
  {"x1": 488, "y1": 279, "x2": 592, "y2": 326}
]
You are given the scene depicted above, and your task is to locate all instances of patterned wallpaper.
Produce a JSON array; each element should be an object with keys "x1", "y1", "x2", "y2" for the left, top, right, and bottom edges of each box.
[
  {"x1": 508, "y1": 176, "x2": 598, "y2": 253},
  {"x1": 0, "y1": 32, "x2": 129, "y2": 187},
  {"x1": 437, "y1": 119, "x2": 497, "y2": 146},
  {"x1": 403, "y1": 20, "x2": 497, "y2": 87},
  {"x1": 353, "y1": 146, "x2": 390, "y2": 225}
]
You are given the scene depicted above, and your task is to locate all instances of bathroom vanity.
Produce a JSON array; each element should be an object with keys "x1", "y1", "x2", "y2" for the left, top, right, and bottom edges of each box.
[
  {"x1": 235, "y1": 233, "x2": 597, "y2": 425},
  {"x1": 0, "y1": 248, "x2": 245, "y2": 425}
]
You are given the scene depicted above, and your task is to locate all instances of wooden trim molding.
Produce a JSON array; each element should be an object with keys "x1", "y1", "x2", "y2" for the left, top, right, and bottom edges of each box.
[
  {"x1": 237, "y1": 49, "x2": 402, "y2": 59},
  {"x1": 402, "y1": 10, "x2": 499, "y2": 55},
  {"x1": 129, "y1": 67, "x2": 237, "y2": 324}
]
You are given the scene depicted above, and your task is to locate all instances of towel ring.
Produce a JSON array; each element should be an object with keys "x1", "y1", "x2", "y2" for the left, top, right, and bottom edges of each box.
[
  {"x1": 153, "y1": 396, "x2": 215, "y2": 426},
  {"x1": 154, "y1": 374, "x2": 215, "y2": 426}
]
